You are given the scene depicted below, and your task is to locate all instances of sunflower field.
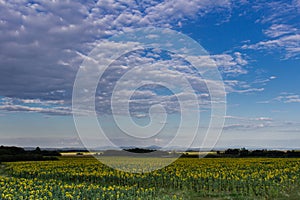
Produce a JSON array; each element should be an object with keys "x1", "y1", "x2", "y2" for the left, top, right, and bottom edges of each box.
[{"x1": 0, "y1": 157, "x2": 300, "y2": 199}]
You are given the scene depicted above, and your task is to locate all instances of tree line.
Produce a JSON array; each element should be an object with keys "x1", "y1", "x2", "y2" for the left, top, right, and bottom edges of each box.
[
  {"x1": 0, "y1": 146, "x2": 61, "y2": 162},
  {"x1": 204, "y1": 148, "x2": 300, "y2": 158}
]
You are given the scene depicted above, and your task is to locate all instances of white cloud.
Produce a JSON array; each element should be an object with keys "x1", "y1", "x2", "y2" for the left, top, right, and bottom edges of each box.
[
  {"x1": 0, "y1": 0, "x2": 233, "y2": 116},
  {"x1": 211, "y1": 52, "x2": 248, "y2": 76},
  {"x1": 242, "y1": 34, "x2": 300, "y2": 59},
  {"x1": 0, "y1": 97, "x2": 70, "y2": 115},
  {"x1": 253, "y1": 77, "x2": 275, "y2": 85},
  {"x1": 223, "y1": 123, "x2": 269, "y2": 131},
  {"x1": 259, "y1": 93, "x2": 300, "y2": 104},
  {"x1": 0, "y1": 1, "x2": 276, "y2": 118},
  {"x1": 0, "y1": 104, "x2": 71, "y2": 115},
  {"x1": 0, "y1": 137, "x2": 83, "y2": 148},
  {"x1": 263, "y1": 24, "x2": 297, "y2": 38},
  {"x1": 143, "y1": 0, "x2": 231, "y2": 25},
  {"x1": 225, "y1": 115, "x2": 272, "y2": 122},
  {"x1": 224, "y1": 80, "x2": 264, "y2": 94},
  {"x1": 253, "y1": 1, "x2": 298, "y2": 24},
  {"x1": 92, "y1": 52, "x2": 216, "y2": 116},
  {"x1": 223, "y1": 115, "x2": 273, "y2": 131},
  {"x1": 295, "y1": 0, "x2": 300, "y2": 11},
  {"x1": 279, "y1": 95, "x2": 300, "y2": 103},
  {"x1": 242, "y1": 1, "x2": 300, "y2": 59}
]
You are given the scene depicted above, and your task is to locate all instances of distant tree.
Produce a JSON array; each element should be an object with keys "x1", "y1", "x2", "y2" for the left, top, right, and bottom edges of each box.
[
  {"x1": 240, "y1": 148, "x2": 249, "y2": 157},
  {"x1": 34, "y1": 147, "x2": 41, "y2": 153},
  {"x1": 0, "y1": 146, "x2": 59, "y2": 162},
  {"x1": 124, "y1": 148, "x2": 156, "y2": 153},
  {"x1": 225, "y1": 148, "x2": 240, "y2": 155}
]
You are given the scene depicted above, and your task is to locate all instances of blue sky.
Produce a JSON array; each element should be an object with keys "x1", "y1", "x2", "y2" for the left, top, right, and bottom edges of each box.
[{"x1": 0, "y1": 0, "x2": 299, "y2": 149}]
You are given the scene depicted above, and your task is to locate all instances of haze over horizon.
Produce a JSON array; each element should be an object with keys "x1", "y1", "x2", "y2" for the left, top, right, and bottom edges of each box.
[{"x1": 0, "y1": 0, "x2": 299, "y2": 149}]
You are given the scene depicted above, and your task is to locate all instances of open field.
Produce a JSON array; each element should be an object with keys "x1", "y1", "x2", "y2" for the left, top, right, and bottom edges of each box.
[
  {"x1": 60, "y1": 152, "x2": 103, "y2": 156},
  {"x1": 1, "y1": 157, "x2": 300, "y2": 199},
  {"x1": 59, "y1": 151, "x2": 216, "y2": 157}
]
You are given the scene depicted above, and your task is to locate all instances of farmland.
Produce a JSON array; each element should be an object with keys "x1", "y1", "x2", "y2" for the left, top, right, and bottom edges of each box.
[{"x1": 0, "y1": 157, "x2": 300, "y2": 199}]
